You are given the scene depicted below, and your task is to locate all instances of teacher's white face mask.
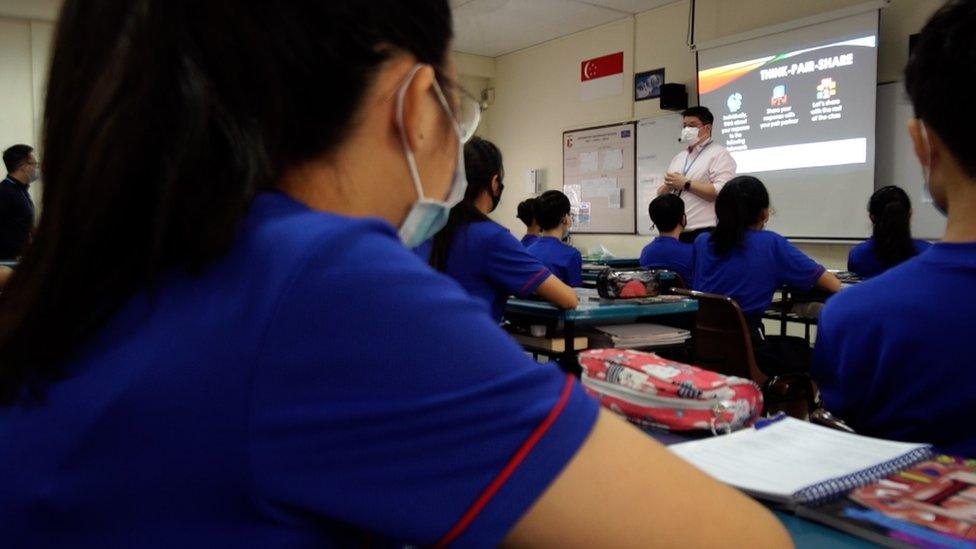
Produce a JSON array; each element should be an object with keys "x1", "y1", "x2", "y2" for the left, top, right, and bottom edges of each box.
[{"x1": 679, "y1": 126, "x2": 700, "y2": 145}]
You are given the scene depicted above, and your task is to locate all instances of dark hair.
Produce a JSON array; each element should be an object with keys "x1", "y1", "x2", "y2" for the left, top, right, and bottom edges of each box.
[
  {"x1": 905, "y1": 0, "x2": 976, "y2": 179},
  {"x1": 0, "y1": 0, "x2": 453, "y2": 404},
  {"x1": 681, "y1": 106, "x2": 714, "y2": 126},
  {"x1": 649, "y1": 194, "x2": 685, "y2": 233},
  {"x1": 710, "y1": 175, "x2": 770, "y2": 255},
  {"x1": 535, "y1": 190, "x2": 571, "y2": 231},
  {"x1": 517, "y1": 198, "x2": 537, "y2": 228},
  {"x1": 3, "y1": 144, "x2": 33, "y2": 173},
  {"x1": 869, "y1": 186, "x2": 918, "y2": 267},
  {"x1": 429, "y1": 137, "x2": 503, "y2": 272}
]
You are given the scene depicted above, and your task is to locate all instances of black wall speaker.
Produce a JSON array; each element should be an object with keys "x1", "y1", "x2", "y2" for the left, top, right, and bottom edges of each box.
[{"x1": 660, "y1": 83, "x2": 688, "y2": 111}]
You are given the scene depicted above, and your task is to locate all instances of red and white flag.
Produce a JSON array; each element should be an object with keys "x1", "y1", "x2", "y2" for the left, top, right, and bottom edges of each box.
[{"x1": 580, "y1": 52, "x2": 624, "y2": 102}]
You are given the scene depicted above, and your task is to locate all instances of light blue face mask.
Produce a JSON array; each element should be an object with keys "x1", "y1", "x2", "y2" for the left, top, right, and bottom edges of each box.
[{"x1": 395, "y1": 65, "x2": 468, "y2": 248}]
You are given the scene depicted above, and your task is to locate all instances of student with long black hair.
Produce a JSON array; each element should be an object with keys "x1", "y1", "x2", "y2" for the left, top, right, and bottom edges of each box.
[
  {"x1": 692, "y1": 176, "x2": 841, "y2": 332},
  {"x1": 418, "y1": 137, "x2": 577, "y2": 322},
  {"x1": 0, "y1": 1, "x2": 787, "y2": 546},
  {"x1": 847, "y1": 186, "x2": 931, "y2": 278}
]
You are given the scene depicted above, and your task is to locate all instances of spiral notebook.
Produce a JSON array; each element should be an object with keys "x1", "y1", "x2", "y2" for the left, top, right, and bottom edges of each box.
[{"x1": 669, "y1": 417, "x2": 932, "y2": 508}]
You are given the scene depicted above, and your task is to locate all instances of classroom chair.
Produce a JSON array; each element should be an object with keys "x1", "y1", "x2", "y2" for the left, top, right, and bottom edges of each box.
[{"x1": 671, "y1": 288, "x2": 829, "y2": 421}]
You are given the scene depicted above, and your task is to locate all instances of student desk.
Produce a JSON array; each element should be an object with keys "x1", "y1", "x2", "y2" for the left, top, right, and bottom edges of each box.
[
  {"x1": 648, "y1": 430, "x2": 875, "y2": 548},
  {"x1": 582, "y1": 258, "x2": 641, "y2": 268},
  {"x1": 505, "y1": 290, "x2": 697, "y2": 374}
]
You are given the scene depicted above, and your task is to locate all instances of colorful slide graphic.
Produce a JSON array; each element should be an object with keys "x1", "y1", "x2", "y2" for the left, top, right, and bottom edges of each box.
[{"x1": 699, "y1": 35, "x2": 877, "y2": 174}]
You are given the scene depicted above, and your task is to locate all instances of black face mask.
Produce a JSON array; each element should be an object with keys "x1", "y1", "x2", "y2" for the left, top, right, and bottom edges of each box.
[{"x1": 490, "y1": 180, "x2": 504, "y2": 212}]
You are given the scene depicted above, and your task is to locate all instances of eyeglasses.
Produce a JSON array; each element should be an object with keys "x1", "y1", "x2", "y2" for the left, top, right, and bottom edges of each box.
[{"x1": 432, "y1": 73, "x2": 483, "y2": 143}]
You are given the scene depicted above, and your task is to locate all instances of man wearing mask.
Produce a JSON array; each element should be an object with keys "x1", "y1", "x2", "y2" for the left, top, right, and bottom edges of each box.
[
  {"x1": 0, "y1": 144, "x2": 38, "y2": 260},
  {"x1": 657, "y1": 107, "x2": 737, "y2": 243}
]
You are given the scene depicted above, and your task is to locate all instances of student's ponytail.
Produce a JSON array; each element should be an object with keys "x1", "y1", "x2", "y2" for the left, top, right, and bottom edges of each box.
[
  {"x1": 709, "y1": 176, "x2": 770, "y2": 255},
  {"x1": 429, "y1": 137, "x2": 504, "y2": 272},
  {"x1": 870, "y1": 186, "x2": 917, "y2": 268}
]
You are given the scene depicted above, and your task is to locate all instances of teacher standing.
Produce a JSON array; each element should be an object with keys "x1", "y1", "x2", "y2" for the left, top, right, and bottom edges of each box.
[{"x1": 657, "y1": 107, "x2": 737, "y2": 243}]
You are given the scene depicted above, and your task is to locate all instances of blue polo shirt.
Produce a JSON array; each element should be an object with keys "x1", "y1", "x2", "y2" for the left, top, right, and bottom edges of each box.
[
  {"x1": 639, "y1": 236, "x2": 694, "y2": 285},
  {"x1": 0, "y1": 191, "x2": 599, "y2": 548},
  {"x1": 520, "y1": 234, "x2": 540, "y2": 247},
  {"x1": 691, "y1": 230, "x2": 825, "y2": 317},
  {"x1": 813, "y1": 242, "x2": 976, "y2": 456},
  {"x1": 527, "y1": 236, "x2": 582, "y2": 287},
  {"x1": 847, "y1": 238, "x2": 931, "y2": 279},
  {"x1": 415, "y1": 222, "x2": 551, "y2": 322}
]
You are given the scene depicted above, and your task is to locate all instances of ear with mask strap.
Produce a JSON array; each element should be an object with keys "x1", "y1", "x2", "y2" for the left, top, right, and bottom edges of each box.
[{"x1": 394, "y1": 64, "x2": 469, "y2": 248}]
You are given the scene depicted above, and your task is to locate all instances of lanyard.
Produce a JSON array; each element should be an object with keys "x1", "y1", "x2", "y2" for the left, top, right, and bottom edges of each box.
[
  {"x1": 682, "y1": 140, "x2": 712, "y2": 176},
  {"x1": 675, "y1": 140, "x2": 711, "y2": 197}
]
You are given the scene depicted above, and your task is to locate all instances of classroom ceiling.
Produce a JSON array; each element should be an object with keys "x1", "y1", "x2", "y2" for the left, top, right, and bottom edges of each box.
[{"x1": 451, "y1": 0, "x2": 681, "y2": 57}]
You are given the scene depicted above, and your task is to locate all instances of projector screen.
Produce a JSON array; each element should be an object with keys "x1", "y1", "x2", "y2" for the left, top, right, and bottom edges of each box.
[{"x1": 698, "y1": 11, "x2": 879, "y2": 239}]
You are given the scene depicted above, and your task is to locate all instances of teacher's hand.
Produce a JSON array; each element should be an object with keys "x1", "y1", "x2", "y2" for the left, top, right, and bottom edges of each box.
[{"x1": 664, "y1": 172, "x2": 688, "y2": 191}]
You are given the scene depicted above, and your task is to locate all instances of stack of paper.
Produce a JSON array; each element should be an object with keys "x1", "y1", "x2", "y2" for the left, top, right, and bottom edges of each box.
[{"x1": 589, "y1": 323, "x2": 690, "y2": 349}]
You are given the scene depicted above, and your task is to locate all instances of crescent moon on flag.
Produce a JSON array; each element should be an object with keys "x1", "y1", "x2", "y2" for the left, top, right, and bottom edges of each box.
[{"x1": 583, "y1": 61, "x2": 595, "y2": 79}]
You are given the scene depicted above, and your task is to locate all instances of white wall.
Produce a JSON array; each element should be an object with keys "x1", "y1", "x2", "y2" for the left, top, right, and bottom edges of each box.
[
  {"x1": 0, "y1": 12, "x2": 55, "y2": 209},
  {"x1": 466, "y1": 0, "x2": 945, "y2": 268}
]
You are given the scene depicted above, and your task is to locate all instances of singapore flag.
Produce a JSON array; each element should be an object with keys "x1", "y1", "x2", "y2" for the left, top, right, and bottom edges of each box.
[{"x1": 580, "y1": 52, "x2": 624, "y2": 102}]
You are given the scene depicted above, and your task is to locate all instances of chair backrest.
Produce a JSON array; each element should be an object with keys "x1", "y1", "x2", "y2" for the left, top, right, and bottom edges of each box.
[{"x1": 672, "y1": 288, "x2": 767, "y2": 385}]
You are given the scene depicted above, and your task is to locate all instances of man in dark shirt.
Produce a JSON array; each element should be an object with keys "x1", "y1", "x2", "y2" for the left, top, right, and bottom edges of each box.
[{"x1": 0, "y1": 144, "x2": 38, "y2": 260}]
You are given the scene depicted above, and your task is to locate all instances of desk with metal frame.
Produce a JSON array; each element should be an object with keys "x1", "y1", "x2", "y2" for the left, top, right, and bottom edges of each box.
[
  {"x1": 763, "y1": 281, "x2": 858, "y2": 343},
  {"x1": 505, "y1": 291, "x2": 697, "y2": 373}
]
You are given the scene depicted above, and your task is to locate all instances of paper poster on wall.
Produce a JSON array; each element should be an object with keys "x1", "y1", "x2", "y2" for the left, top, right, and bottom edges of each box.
[
  {"x1": 601, "y1": 148, "x2": 624, "y2": 171},
  {"x1": 581, "y1": 177, "x2": 617, "y2": 200},
  {"x1": 563, "y1": 122, "x2": 636, "y2": 234},
  {"x1": 565, "y1": 184, "x2": 582, "y2": 205},
  {"x1": 577, "y1": 202, "x2": 592, "y2": 228},
  {"x1": 579, "y1": 151, "x2": 599, "y2": 174}
]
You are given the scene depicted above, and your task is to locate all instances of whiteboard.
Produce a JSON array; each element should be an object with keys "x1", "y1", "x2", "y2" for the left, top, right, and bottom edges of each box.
[
  {"x1": 875, "y1": 82, "x2": 945, "y2": 241},
  {"x1": 636, "y1": 114, "x2": 685, "y2": 236},
  {"x1": 563, "y1": 122, "x2": 636, "y2": 234}
]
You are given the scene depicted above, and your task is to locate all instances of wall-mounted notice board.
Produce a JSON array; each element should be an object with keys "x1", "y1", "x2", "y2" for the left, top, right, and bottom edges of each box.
[{"x1": 563, "y1": 122, "x2": 636, "y2": 234}]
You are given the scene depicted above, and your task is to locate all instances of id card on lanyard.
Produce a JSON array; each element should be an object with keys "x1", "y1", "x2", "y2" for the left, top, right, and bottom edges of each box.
[{"x1": 676, "y1": 140, "x2": 711, "y2": 197}]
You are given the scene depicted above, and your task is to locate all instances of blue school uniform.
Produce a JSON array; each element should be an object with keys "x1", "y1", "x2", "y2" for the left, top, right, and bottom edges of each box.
[
  {"x1": 527, "y1": 236, "x2": 583, "y2": 287},
  {"x1": 415, "y1": 222, "x2": 551, "y2": 322},
  {"x1": 0, "y1": 192, "x2": 598, "y2": 548},
  {"x1": 521, "y1": 233, "x2": 540, "y2": 247},
  {"x1": 691, "y1": 230, "x2": 825, "y2": 318},
  {"x1": 814, "y1": 243, "x2": 976, "y2": 456},
  {"x1": 847, "y1": 238, "x2": 932, "y2": 278},
  {"x1": 639, "y1": 236, "x2": 694, "y2": 285}
]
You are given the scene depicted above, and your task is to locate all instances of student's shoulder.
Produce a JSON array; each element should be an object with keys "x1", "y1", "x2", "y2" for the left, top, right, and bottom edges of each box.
[
  {"x1": 849, "y1": 239, "x2": 873, "y2": 257},
  {"x1": 822, "y1": 260, "x2": 926, "y2": 326},
  {"x1": 242, "y1": 192, "x2": 409, "y2": 270},
  {"x1": 914, "y1": 239, "x2": 933, "y2": 252},
  {"x1": 559, "y1": 239, "x2": 581, "y2": 258},
  {"x1": 469, "y1": 220, "x2": 517, "y2": 242}
]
